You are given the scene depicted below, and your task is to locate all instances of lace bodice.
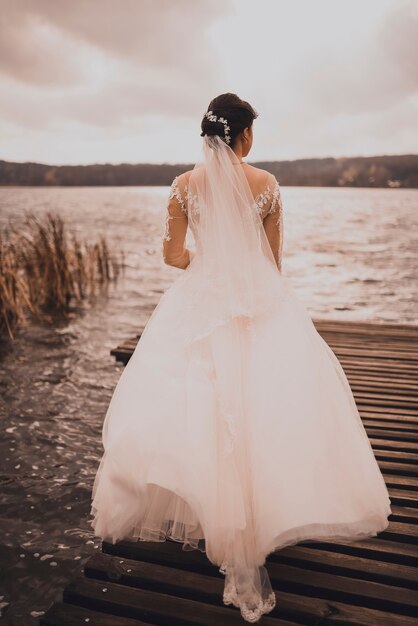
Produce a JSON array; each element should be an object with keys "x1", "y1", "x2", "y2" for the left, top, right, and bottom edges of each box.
[
  {"x1": 162, "y1": 171, "x2": 284, "y2": 271},
  {"x1": 166, "y1": 176, "x2": 281, "y2": 219}
]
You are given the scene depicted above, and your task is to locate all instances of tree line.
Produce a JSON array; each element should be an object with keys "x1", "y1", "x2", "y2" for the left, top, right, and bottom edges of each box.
[{"x1": 0, "y1": 154, "x2": 417, "y2": 188}]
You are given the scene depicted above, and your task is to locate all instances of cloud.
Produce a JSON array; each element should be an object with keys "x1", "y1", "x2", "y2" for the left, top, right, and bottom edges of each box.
[
  {"x1": 30, "y1": 0, "x2": 222, "y2": 72},
  {"x1": 292, "y1": 0, "x2": 418, "y2": 117},
  {"x1": 0, "y1": 0, "x2": 232, "y2": 139},
  {"x1": 0, "y1": 5, "x2": 83, "y2": 85},
  {"x1": 0, "y1": 0, "x2": 227, "y2": 85},
  {"x1": 0, "y1": 0, "x2": 416, "y2": 163},
  {"x1": 379, "y1": 0, "x2": 418, "y2": 95}
]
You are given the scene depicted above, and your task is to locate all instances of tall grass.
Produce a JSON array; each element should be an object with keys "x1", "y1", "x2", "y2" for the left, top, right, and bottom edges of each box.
[{"x1": 0, "y1": 211, "x2": 123, "y2": 339}]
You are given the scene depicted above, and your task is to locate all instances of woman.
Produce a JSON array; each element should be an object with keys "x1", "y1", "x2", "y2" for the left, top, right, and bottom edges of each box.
[{"x1": 90, "y1": 93, "x2": 392, "y2": 623}]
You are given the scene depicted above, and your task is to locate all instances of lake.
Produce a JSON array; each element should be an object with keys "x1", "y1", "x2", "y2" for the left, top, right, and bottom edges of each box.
[{"x1": 0, "y1": 185, "x2": 417, "y2": 623}]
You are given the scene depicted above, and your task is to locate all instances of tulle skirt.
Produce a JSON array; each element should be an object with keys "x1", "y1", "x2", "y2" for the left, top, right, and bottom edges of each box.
[{"x1": 89, "y1": 266, "x2": 392, "y2": 623}]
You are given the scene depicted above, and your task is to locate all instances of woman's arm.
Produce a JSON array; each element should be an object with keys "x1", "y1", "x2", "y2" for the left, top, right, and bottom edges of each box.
[
  {"x1": 262, "y1": 177, "x2": 283, "y2": 271},
  {"x1": 162, "y1": 175, "x2": 192, "y2": 270}
]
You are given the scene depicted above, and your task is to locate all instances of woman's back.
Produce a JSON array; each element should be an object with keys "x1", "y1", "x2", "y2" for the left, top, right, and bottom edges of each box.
[
  {"x1": 182, "y1": 163, "x2": 276, "y2": 214},
  {"x1": 163, "y1": 164, "x2": 283, "y2": 271}
]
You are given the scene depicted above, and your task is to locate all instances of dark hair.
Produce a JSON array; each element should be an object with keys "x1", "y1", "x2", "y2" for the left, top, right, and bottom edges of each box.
[{"x1": 200, "y1": 93, "x2": 258, "y2": 147}]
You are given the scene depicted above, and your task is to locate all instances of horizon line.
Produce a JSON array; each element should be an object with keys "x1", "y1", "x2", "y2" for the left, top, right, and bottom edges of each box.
[{"x1": 1, "y1": 152, "x2": 417, "y2": 169}]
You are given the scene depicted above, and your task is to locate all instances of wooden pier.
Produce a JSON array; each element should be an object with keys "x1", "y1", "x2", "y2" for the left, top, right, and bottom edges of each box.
[{"x1": 41, "y1": 319, "x2": 418, "y2": 625}]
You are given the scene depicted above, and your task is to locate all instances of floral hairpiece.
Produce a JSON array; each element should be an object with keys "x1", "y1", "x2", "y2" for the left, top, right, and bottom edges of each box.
[{"x1": 204, "y1": 110, "x2": 231, "y2": 144}]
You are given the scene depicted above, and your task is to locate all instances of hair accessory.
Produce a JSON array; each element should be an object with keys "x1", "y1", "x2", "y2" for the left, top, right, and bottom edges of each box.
[{"x1": 204, "y1": 110, "x2": 231, "y2": 144}]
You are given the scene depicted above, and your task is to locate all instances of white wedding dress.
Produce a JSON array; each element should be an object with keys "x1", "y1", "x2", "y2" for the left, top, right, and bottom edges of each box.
[{"x1": 89, "y1": 135, "x2": 392, "y2": 622}]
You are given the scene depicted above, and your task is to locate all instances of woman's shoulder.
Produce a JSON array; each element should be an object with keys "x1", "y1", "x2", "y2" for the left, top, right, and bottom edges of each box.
[
  {"x1": 243, "y1": 165, "x2": 279, "y2": 198},
  {"x1": 175, "y1": 169, "x2": 193, "y2": 183},
  {"x1": 244, "y1": 163, "x2": 268, "y2": 175},
  {"x1": 245, "y1": 164, "x2": 277, "y2": 185},
  {"x1": 168, "y1": 170, "x2": 192, "y2": 197}
]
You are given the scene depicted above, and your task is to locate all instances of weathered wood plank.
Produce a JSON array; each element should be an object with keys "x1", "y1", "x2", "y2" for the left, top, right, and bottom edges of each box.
[
  {"x1": 62, "y1": 574, "x2": 292, "y2": 626},
  {"x1": 363, "y1": 420, "x2": 418, "y2": 431},
  {"x1": 41, "y1": 602, "x2": 152, "y2": 625},
  {"x1": 273, "y1": 545, "x2": 418, "y2": 587},
  {"x1": 387, "y1": 487, "x2": 418, "y2": 508},
  {"x1": 84, "y1": 551, "x2": 418, "y2": 620},
  {"x1": 102, "y1": 534, "x2": 418, "y2": 571},
  {"x1": 389, "y1": 505, "x2": 418, "y2": 524},
  {"x1": 369, "y1": 438, "x2": 418, "y2": 453},
  {"x1": 377, "y1": 460, "x2": 418, "y2": 476},
  {"x1": 302, "y1": 537, "x2": 418, "y2": 567}
]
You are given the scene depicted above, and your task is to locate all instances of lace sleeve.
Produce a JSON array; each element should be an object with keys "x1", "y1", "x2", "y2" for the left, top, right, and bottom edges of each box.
[
  {"x1": 162, "y1": 175, "x2": 192, "y2": 269},
  {"x1": 262, "y1": 176, "x2": 283, "y2": 272}
]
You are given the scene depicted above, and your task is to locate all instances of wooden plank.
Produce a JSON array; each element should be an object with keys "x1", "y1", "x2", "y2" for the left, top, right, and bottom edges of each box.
[
  {"x1": 273, "y1": 545, "x2": 418, "y2": 588},
  {"x1": 63, "y1": 570, "x2": 418, "y2": 626},
  {"x1": 356, "y1": 397, "x2": 418, "y2": 410},
  {"x1": 381, "y1": 474, "x2": 418, "y2": 490},
  {"x1": 351, "y1": 383, "x2": 418, "y2": 397},
  {"x1": 340, "y1": 360, "x2": 418, "y2": 374},
  {"x1": 266, "y1": 561, "x2": 418, "y2": 616},
  {"x1": 364, "y1": 414, "x2": 418, "y2": 425},
  {"x1": 362, "y1": 412, "x2": 418, "y2": 424},
  {"x1": 41, "y1": 602, "x2": 152, "y2": 625},
  {"x1": 270, "y1": 588, "x2": 418, "y2": 626},
  {"x1": 91, "y1": 546, "x2": 418, "y2": 597},
  {"x1": 102, "y1": 539, "x2": 217, "y2": 576},
  {"x1": 350, "y1": 381, "x2": 418, "y2": 394},
  {"x1": 377, "y1": 459, "x2": 418, "y2": 476},
  {"x1": 317, "y1": 333, "x2": 418, "y2": 346},
  {"x1": 369, "y1": 438, "x2": 418, "y2": 453},
  {"x1": 365, "y1": 428, "x2": 418, "y2": 443},
  {"x1": 83, "y1": 551, "x2": 418, "y2": 623},
  {"x1": 312, "y1": 319, "x2": 418, "y2": 334},
  {"x1": 327, "y1": 348, "x2": 418, "y2": 362},
  {"x1": 373, "y1": 449, "x2": 418, "y2": 464},
  {"x1": 102, "y1": 535, "x2": 418, "y2": 573},
  {"x1": 62, "y1": 574, "x2": 291, "y2": 626},
  {"x1": 321, "y1": 343, "x2": 418, "y2": 355},
  {"x1": 301, "y1": 537, "x2": 418, "y2": 567},
  {"x1": 389, "y1": 505, "x2": 418, "y2": 524},
  {"x1": 387, "y1": 487, "x2": 418, "y2": 508},
  {"x1": 365, "y1": 421, "x2": 418, "y2": 433},
  {"x1": 379, "y1": 520, "x2": 418, "y2": 543}
]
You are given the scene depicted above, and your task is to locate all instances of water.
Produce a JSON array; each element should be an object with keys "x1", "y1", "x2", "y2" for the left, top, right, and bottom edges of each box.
[{"x1": 0, "y1": 185, "x2": 417, "y2": 624}]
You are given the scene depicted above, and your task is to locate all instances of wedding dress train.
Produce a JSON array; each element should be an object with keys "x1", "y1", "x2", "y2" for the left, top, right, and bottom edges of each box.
[{"x1": 89, "y1": 135, "x2": 392, "y2": 622}]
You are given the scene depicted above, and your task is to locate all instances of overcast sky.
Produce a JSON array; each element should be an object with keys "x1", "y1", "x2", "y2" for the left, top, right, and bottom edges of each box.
[{"x1": 0, "y1": 0, "x2": 417, "y2": 165}]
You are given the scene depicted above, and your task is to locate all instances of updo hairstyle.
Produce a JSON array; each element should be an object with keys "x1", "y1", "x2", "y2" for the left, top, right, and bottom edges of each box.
[{"x1": 200, "y1": 93, "x2": 258, "y2": 147}]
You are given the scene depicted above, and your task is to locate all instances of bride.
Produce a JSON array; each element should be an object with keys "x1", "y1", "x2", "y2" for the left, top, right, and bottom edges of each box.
[{"x1": 89, "y1": 93, "x2": 392, "y2": 623}]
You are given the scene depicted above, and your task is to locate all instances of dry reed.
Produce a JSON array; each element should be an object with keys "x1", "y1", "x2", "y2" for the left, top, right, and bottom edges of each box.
[{"x1": 0, "y1": 211, "x2": 123, "y2": 339}]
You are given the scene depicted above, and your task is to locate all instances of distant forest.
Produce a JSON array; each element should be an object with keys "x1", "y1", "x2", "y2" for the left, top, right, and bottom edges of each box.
[{"x1": 0, "y1": 154, "x2": 417, "y2": 188}]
